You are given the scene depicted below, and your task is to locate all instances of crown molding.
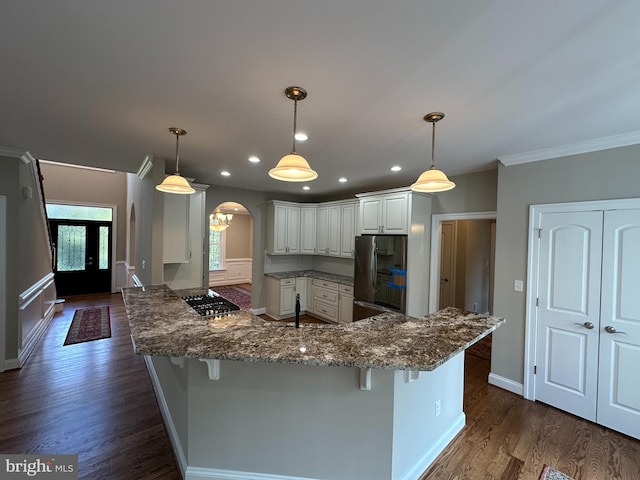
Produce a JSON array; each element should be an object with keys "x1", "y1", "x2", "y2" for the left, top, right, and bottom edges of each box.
[
  {"x1": 498, "y1": 130, "x2": 640, "y2": 166},
  {"x1": 0, "y1": 146, "x2": 35, "y2": 164}
]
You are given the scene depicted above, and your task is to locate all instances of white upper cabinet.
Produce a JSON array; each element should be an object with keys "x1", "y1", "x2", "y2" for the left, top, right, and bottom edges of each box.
[
  {"x1": 265, "y1": 201, "x2": 301, "y2": 254},
  {"x1": 300, "y1": 206, "x2": 317, "y2": 254},
  {"x1": 266, "y1": 199, "x2": 359, "y2": 258},
  {"x1": 340, "y1": 201, "x2": 358, "y2": 257},
  {"x1": 359, "y1": 191, "x2": 409, "y2": 234},
  {"x1": 317, "y1": 204, "x2": 341, "y2": 256},
  {"x1": 163, "y1": 193, "x2": 190, "y2": 263}
]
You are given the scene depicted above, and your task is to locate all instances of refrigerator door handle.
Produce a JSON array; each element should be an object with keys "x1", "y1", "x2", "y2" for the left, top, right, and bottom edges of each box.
[{"x1": 371, "y1": 244, "x2": 377, "y2": 293}]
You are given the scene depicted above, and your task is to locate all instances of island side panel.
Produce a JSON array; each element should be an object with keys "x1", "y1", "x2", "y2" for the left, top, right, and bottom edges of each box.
[
  {"x1": 391, "y1": 352, "x2": 465, "y2": 479},
  {"x1": 187, "y1": 360, "x2": 396, "y2": 480},
  {"x1": 146, "y1": 356, "x2": 189, "y2": 473}
]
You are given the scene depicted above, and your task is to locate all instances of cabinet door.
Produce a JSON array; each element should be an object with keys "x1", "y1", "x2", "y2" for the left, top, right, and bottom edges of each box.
[
  {"x1": 300, "y1": 207, "x2": 317, "y2": 254},
  {"x1": 327, "y1": 205, "x2": 341, "y2": 256},
  {"x1": 272, "y1": 204, "x2": 288, "y2": 254},
  {"x1": 286, "y1": 205, "x2": 301, "y2": 254},
  {"x1": 360, "y1": 197, "x2": 382, "y2": 234},
  {"x1": 338, "y1": 285, "x2": 354, "y2": 324},
  {"x1": 281, "y1": 283, "x2": 296, "y2": 316},
  {"x1": 316, "y1": 206, "x2": 329, "y2": 254},
  {"x1": 295, "y1": 277, "x2": 307, "y2": 311},
  {"x1": 163, "y1": 193, "x2": 190, "y2": 263},
  {"x1": 340, "y1": 202, "x2": 357, "y2": 257},
  {"x1": 381, "y1": 193, "x2": 408, "y2": 234}
]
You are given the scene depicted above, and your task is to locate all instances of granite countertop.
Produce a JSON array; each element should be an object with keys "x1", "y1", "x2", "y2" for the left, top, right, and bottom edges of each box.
[
  {"x1": 121, "y1": 285, "x2": 505, "y2": 371},
  {"x1": 264, "y1": 270, "x2": 353, "y2": 286}
]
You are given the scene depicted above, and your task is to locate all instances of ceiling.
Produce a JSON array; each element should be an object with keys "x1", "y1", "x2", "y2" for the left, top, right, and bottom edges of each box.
[{"x1": 2, "y1": 1, "x2": 639, "y2": 200}]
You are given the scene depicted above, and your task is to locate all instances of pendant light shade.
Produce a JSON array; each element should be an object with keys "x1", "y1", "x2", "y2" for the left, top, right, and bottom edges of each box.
[
  {"x1": 411, "y1": 112, "x2": 455, "y2": 193},
  {"x1": 156, "y1": 127, "x2": 195, "y2": 194},
  {"x1": 269, "y1": 86, "x2": 318, "y2": 182}
]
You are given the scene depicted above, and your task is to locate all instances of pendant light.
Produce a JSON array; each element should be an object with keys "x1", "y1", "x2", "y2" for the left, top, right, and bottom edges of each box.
[
  {"x1": 410, "y1": 112, "x2": 455, "y2": 193},
  {"x1": 156, "y1": 127, "x2": 195, "y2": 194},
  {"x1": 268, "y1": 86, "x2": 318, "y2": 182}
]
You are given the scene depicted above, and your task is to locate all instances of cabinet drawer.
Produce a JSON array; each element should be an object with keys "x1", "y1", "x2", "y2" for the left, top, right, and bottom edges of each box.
[
  {"x1": 314, "y1": 286, "x2": 338, "y2": 304},
  {"x1": 312, "y1": 279, "x2": 338, "y2": 291},
  {"x1": 281, "y1": 278, "x2": 296, "y2": 286},
  {"x1": 313, "y1": 299, "x2": 338, "y2": 322},
  {"x1": 339, "y1": 284, "x2": 354, "y2": 295}
]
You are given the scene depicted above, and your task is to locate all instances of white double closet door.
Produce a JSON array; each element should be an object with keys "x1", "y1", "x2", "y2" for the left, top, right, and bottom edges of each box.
[{"x1": 532, "y1": 201, "x2": 640, "y2": 440}]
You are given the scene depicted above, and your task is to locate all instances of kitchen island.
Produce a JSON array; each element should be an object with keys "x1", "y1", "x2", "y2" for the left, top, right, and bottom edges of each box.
[{"x1": 122, "y1": 285, "x2": 505, "y2": 480}]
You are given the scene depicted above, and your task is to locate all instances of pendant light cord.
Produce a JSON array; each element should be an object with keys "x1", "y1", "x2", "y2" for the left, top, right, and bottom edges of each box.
[
  {"x1": 174, "y1": 133, "x2": 181, "y2": 175},
  {"x1": 430, "y1": 120, "x2": 436, "y2": 170},
  {"x1": 291, "y1": 99, "x2": 298, "y2": 154}
]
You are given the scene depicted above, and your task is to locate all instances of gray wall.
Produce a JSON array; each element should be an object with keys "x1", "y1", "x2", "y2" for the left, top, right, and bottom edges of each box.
[
  {"x1": 432, "y1": 169, "x2": 497, "y2": 214},
  {"x1": 40, "y1": 163, "x2": 128, "y2": 261},
  {"x1": 223, "y1": 213, "x2": 252, "y2": 259},
  {"x1": 0, "y1": 151, "x2": 54, "y2": 361},
  {"x1": 492, "y1": 144, "x2": 640, "y2": 384}
]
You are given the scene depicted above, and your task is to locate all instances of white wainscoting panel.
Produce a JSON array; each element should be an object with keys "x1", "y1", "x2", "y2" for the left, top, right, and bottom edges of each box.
[{"x1": 209, "y1": 258, "x2": 252, "y2": 286}]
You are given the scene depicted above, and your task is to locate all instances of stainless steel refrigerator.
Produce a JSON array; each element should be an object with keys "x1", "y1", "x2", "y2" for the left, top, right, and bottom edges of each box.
[{"x1": 352, "y1": 235, "x2": 408, "y2": 321}]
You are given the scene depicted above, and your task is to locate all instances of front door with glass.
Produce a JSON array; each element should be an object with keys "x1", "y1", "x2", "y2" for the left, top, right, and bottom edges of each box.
[{"x1": 50, "y1": 219, "x2": 111, "y2": 295}]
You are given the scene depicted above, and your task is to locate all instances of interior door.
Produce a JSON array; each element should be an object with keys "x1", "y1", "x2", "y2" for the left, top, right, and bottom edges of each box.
[
  {"x1": 597, "y1": 209, "x2": 640, "y2": 438},
  {"x1": 535, "y1": 211, "x2": 603, "y2": 421},
  {"x1": 50, "y1": 219, "x2": 112, "y2": 295},
  {"x1": 439, "y1": 221, "x2": 455, "y2": 308}
]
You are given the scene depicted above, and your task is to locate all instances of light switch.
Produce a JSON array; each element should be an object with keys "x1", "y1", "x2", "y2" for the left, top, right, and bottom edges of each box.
[{"x1": 514, "y1": 280, "x2": 523, "y2": 292}]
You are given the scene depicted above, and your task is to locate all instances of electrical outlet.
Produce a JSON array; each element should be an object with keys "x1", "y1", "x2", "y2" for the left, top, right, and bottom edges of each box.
[
  {"x1": 514, "y1": 280, "x2": 523, "y2": 292},
  {"x1": 472, "y1": 302, "x2": 478, "y2": 313},
  {"x1": 435, "y1": 399, "x2": 441, "y2": 417}
]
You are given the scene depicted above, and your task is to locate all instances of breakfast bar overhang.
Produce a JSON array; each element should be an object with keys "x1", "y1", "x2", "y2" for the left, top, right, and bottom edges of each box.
[{"x1": 122, "y1": 285, "x2": 505, "y2": 480}]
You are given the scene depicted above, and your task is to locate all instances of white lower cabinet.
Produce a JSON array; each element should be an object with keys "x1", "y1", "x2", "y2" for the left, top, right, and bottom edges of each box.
[
  {"x1": 311, "y1": 279, "x2": 339, "y2": 323},
  {"x1": 267, "y1": 275, "x2": 353, "y2": 324},
  {"x1": 338, "y1": 284, "x2": 354, "y2": 324},
  {"x1": 265, "y1": 277, "x2": 296, "y2": 319}
]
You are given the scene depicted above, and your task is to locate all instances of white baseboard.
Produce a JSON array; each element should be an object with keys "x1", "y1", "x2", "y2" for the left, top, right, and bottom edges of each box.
[
  {"x1": 250, "y1": 307, "x2": 266, "y2": 315},
  {"x1": 18, "y1": 303, "x2": 55, "y2": 367},
  {"x1": 398, "y1": 413, "x2": 466, "y2": 480},
  {"x1": 186, "y1": 467, "x2": 319, "y2": 480},
  {"x1": 143, "y1": 356, "x2": 188, "y2": 477},
  {"x1": 488, "y1": 372, "x2": 524, "y2": 396},
  {"x1": 3, "y1": 358, "x2": 20, "y2": 371}
]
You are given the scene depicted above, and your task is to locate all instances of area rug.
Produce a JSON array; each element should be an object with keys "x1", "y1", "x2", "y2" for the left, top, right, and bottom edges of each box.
[
  {"x1": 211, "y1": 286, "x2": 251, "y2": 310},
  {"x1": 63, "y1": 306, "x2": 111, "y2": 345},
  {"x1": 539, "y1": 465, "x2": 574, "y2": 480},
  {"x1": 466, "y1": 332, "x2": 492, "y2": 360}
]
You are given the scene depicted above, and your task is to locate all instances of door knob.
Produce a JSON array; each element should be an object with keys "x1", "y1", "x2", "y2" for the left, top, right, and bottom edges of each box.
[
  {"x1": 604, "y1": 325, "x2": 627, "y2": 335},
  {"x1": 575, "y1": 322, "x2": 594, "y2": 329}
]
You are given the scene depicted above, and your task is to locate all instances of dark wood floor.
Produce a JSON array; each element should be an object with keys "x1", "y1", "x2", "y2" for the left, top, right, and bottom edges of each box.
[
  {"x1": 1, "y1": 293, "x2": 638, "y2": 480},
  {"x1": 0, "y1": 293, "x2": 180, "y2": 480}
]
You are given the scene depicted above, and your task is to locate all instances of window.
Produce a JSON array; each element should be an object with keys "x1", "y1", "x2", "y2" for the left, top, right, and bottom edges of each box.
[{"x1": 209, "y1": 228, "x2": 226, "y2": 270}]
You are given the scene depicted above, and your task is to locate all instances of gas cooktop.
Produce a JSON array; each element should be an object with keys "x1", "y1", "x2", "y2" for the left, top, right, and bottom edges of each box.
[{"x1": 182, "y1": 290, "x2": 240, "y2": 317}]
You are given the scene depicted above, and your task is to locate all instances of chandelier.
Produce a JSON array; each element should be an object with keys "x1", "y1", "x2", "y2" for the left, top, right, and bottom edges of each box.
[{"x1": 209, "y1": 209, "x2": 233, "y2": 232}]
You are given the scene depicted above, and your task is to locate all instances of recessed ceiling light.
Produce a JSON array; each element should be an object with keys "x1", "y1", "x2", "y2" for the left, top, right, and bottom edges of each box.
[
  {"x1": 221, "y1": 171, "x2": 231, "y2": 177},
  {"x1": 338, "y1": 177, "x2": 347, "y2": 183},
  {"x1": 248, "y1": 156, "x2": 260, "y2": 163},
  {"x1": 295, "y1": 132, "x2": 308, "y2": 141},
  {"x1": 302, "y1": 185, "x2": 310, "y2": 191},
  {"x1": 390, "y1": 165, "x2": 402, "y2": 172}
]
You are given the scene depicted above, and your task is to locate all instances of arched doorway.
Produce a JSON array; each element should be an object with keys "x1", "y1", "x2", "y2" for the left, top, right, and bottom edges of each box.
[
  {"x1": 208, "y1": 202, "x2": 253, "y2": 289},
  {"x1": 208, "y1": 202, "x2": 253, "y2": 310}
]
